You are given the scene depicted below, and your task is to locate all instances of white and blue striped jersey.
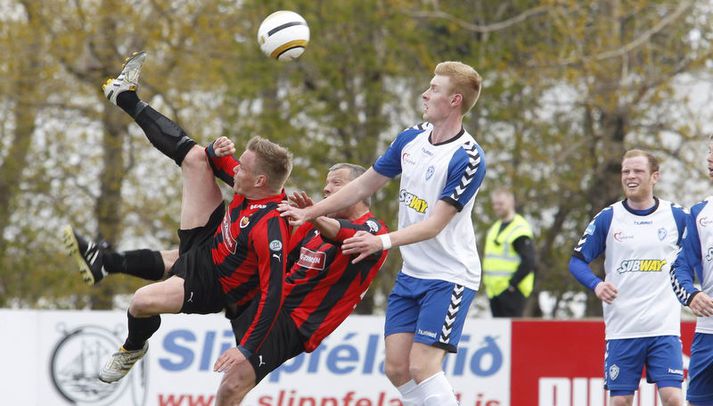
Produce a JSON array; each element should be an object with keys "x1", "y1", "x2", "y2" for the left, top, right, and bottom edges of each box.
[
  {"x1": 373, "y1": 122, "x2": 486, "y2": 290},
  {"x1": 573, "y1": 198, "x2": 686, "y2": 339},
  {"x1": 671, "y1": 198, "x2": 713, "y2": 333}
]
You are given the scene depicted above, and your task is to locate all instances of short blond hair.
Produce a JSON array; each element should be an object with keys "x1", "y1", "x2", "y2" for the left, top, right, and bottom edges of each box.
[
  {"x1": 622, "y1": 149, "x2": 659, "y2": 173},
  {"x1": 247, "y1": 136, "x2": 293, "y2": 192},
  {"x1": 434, "y1": 61, "x2": 482, "y2": 115}
]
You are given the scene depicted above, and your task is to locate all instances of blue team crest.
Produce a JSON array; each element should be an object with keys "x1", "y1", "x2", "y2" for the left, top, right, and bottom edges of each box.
[
  {"x1": 658, "y1": 227, "x2": 667, "y2": 241},
  {"x1": 425, "y1": 166, "x2": 435, "y2": 181}
]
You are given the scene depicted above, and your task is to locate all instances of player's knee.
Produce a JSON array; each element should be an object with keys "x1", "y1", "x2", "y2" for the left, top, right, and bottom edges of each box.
[
  {"x1": 658, "y1": 389, "x2": 682, "y2": 406},
  {"x1": 181, "y1": 145, "x2": 208, "y2": 170},
  {"x1": 609, "y1": 396, "x2": 633, "y2": 406},
  {"x1": 215, "y1": 368, "x2": 253, "y2": 406},
  {"x1": 384, "y1": 359, "x2": 410, "y2": 385},
  {"x1": 129, "y1": 288, "x2": 159, "y2": 317}
]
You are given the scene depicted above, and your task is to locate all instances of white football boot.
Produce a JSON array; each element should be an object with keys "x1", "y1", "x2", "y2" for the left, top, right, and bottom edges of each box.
[
  {"x1": 98, "y1": 342, "x2": 148, "y2": 383},
  {"x1": 101, "y1": 51, "x2": 147, "y2": 105}
]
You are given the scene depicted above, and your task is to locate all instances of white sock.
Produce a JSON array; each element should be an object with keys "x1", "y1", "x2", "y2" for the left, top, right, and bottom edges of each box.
[
  {"x1": 417, "y1": 371, "x2": 459, "y2": 406},
  {"x1": 397, "y1": 379, "x2": 421, "y2": 406}
]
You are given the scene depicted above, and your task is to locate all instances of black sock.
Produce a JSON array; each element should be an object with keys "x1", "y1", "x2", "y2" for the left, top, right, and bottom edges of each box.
[
  {"x1": 124, "y1": 311, "x2": 161, "y2": 351},
  {"x1": 116, "y1": 91, "x2": 146, "y2": 118},
  {"x1": 103, "y1": 249, "x2": 165, "y2": 281},
  {"x1": 133, "y1": 105, "x2": 196, "y2": 166}
]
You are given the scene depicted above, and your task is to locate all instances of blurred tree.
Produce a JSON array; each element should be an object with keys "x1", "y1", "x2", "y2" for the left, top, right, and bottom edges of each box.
[{"x1": 1, "y1": 0, "x2": 712, "y2": 319}]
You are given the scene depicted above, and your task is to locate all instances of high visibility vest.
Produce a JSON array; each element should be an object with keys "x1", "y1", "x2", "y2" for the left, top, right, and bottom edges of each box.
[{"x1": 482, "y1": 214, "x2": 534, "y2": 298}]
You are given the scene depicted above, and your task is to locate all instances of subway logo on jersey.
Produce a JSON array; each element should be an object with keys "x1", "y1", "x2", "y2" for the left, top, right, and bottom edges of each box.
[
  {"x1": 399, "y1": 189, "x2": 428, "y2": 214},
  {"x1": 616, "y1": 259, "x2": 666, "y2": 274}
]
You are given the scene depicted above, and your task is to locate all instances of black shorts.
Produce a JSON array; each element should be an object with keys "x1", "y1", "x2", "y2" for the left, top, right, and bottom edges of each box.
[
  {"x1": 169, "y1": 203, "x2": 227, "y2": 314},
  {"x1": 230, "y1": 308, "x2": 305, "y2": 383}
]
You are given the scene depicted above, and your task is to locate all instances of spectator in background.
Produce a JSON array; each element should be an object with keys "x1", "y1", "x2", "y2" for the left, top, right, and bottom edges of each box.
[{"x1": 482, "y1": 188, "x2": 536, "y2": 317}]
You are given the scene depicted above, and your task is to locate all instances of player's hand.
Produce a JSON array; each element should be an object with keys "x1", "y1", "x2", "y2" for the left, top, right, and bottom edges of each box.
[
  {"x1": 342, "y1": 231, "x2": 381, "y2": 263},
  {"x1": 213, "y1": 136, "x2": 236, "y2": 157},
  {"x1": 213, "y1": 347, "x2": 247, "y2": 373},
  {"x1": 286, "y1": 191, "x2": 314, "y2": 209},
  {"x1": 278, "y1": 203, "x2": 308, "y2": 226},
  {"x1": 689, "y1": 292, "x2": 713, "y2": 317},
  {"x1": 594, "y1": 281, "x2": 618, "y2": 304}
]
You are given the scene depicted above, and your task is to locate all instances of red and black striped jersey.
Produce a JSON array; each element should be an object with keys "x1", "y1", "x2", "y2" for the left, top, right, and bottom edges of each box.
[
  {"x1": 207, "y1": 152, "x2": 291, "y2": 354},
  {"x1": 284, "y1": 212, "x2": 389, "y2": 352}
]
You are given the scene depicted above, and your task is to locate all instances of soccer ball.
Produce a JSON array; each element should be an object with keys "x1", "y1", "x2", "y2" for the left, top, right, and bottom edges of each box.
[{"x1": 257, "y1": 10, "x2": 310, "y2": 61}]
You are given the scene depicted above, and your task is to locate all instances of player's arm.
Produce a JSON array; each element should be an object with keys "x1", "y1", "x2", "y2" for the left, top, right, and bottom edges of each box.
[
  {"x1": 670, "y1": 206, "x2": 713, "y2": 316},
  {"x1": 280, "y1": 168, "x2": 389, "y2": 226},
  {"x1": 285, "y1": 190, "x2": 342, "y2": 239},
  {"x1": 205, "y1": 136, "x2": 239, "y2": 186},
  {"x1": 342, "y1": 200, "x2": 457, "y2": 263},
  {"x1": 569, "y1": 208, "x2": 617, "y2": 303}
]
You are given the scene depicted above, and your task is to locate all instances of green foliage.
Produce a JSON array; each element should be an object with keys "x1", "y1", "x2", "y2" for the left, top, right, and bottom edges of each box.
[{"x1": 0, "y1": 0, "x2": 711, "y2": 317}]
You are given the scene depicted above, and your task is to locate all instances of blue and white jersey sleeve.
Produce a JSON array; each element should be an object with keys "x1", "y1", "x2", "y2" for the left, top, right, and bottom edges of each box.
[
  {"x1": 670, "y1": 202, "x2": 705, "y2": 306},
  {"x1": 573, "y1": 206, "x2": 614, "y2": 263},
  {"x1": 671, "y1": 203, "x2": 688, "y2": 245},
  {"x1": 440, "y1": 141, "x2": 486, "y2": 212},
  {"x1": 373, "y1": 124, "x2": 428, "y2": 178}
]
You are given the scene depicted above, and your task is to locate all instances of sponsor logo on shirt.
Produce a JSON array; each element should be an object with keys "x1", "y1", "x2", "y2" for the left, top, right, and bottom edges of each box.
[
  {"x1": 668, "y1": 368, "x2": 683, "y2": 375},
  {"x1": 399, "y1": 189, "x2": 428, "y2": 214},
  {"x1": 296, "y1": 247, "x2": 326, "y2": 270},
  {"x1": 616, "y1": 259, "x2": 666, "y2": 274},
  {"x1": 613, "y1": 231, "x2": 634, "y2": 242},
  {"x1": 222, "y1": 212, "x2": 237, "y2": 254},
  {"x1": 366, "y1": 220, "x2": 380, "y2": 233},
  {"x1": 634, "y1": 220, "x2": 652, "y2": 225},
  {"x1": 699, "y1": 216, "x2": 713, "y2": 227},
  {"x1": 402, "y1": 152, "x2": 417, "y2": 166},
  {"x1": 421, "y1": 147, "x2": 433, "y2": 156},
  {"x1": 249, "y1": 204, "x2": 267, "y2": 210}
]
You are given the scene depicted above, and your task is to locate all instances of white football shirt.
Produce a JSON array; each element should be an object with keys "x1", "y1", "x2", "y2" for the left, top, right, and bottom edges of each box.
[
  {"x1": 574, "y1": 199, "x2": 685, "y2": 339},
  {"x1": 671, "y1": 198, "x2": 713, "y2": 333},
  {"x1": 373, "y1": 123, "x2": 486, "y2": 290}
]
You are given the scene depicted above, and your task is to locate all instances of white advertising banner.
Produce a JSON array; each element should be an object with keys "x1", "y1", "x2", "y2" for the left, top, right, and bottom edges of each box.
[{"x1": 0, "y1": 310, "x2": 510, "y2": 406}]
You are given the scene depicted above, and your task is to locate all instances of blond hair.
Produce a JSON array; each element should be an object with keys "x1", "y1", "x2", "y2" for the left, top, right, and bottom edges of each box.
[
  {"x1": 247, "y1": 136, "x2": 293, "y2": 192},
  {"x1": 434, "y1": 61, "x2": 482, "y2": 115},
  {"x1": 622, "y1": 149, "x2": 659, "y2": 173}
]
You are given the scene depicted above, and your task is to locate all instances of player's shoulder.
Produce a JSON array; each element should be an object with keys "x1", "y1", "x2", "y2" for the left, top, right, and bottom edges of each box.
[
  {"x1": 662, "y1": 199, "x2": 689, "y2": 216},
  {"x1": 587, "y1": 204, "x2": 615, "y2": 231},
  {"x1": 690, "y1": 198, "x2": 713, "y2": 218},
  {"x1": 396, "y1": 122, "x2": 431, "y2": 139}
]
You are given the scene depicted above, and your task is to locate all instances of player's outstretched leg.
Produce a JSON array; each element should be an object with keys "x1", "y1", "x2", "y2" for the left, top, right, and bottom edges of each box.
[
  {"x1": 63, "y1": 225, "x2": 109, "y2": 285},
  {"x1": 101, "y1": 51, "x2": 196, "y2": 167},
  {"x1": 62, "y1": 225, "x2": 168, "y2": 285}
]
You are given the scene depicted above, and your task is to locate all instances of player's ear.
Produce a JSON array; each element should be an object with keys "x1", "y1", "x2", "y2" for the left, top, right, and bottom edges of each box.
[
  {"x1": 450, "y1": 93, "x2": 463, "y2": 108},
  {"x1": 255, "y1": 174, "x2": 267, "y2": 188}
]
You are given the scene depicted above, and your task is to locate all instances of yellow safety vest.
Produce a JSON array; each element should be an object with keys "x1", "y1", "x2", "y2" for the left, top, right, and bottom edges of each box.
[{"x1": 482, "y1": 214, "x2": 535, "y2": 298}]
